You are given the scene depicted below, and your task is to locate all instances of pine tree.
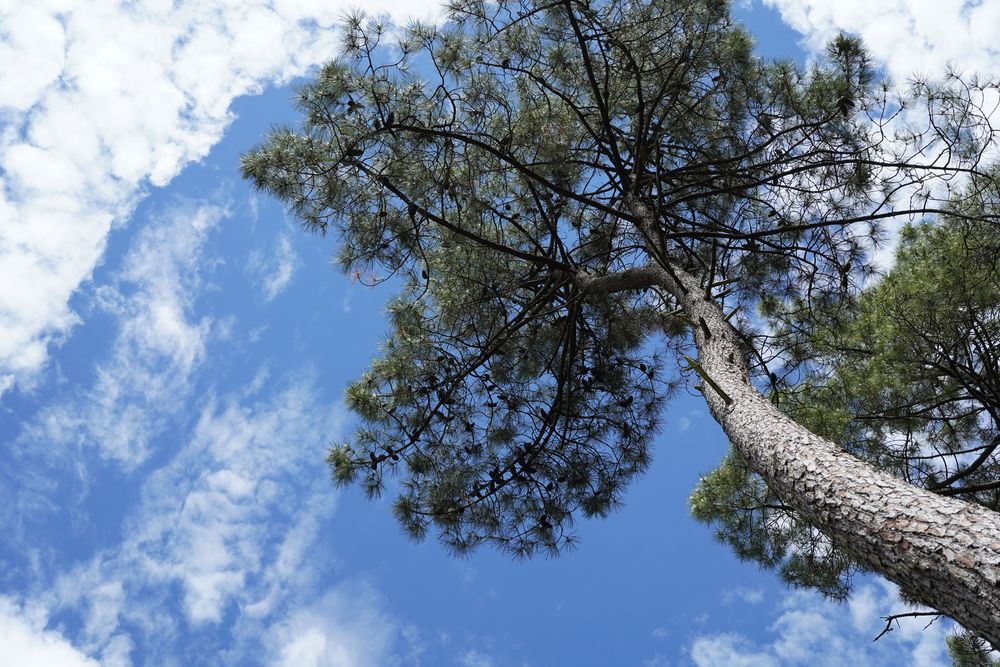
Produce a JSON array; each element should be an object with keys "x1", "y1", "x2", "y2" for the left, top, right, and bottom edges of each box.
[
  {"x1": 241, "y1": 0, "x2": 1000, "y2": 643},
  {"x1": 693, "y1": 186, "x2": 1000, "y2": 651}
]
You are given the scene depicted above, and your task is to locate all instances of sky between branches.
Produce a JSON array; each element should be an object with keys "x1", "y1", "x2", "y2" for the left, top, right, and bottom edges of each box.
[{"x1": 0, "y1": 1, "x2": 997, "y2": 665}]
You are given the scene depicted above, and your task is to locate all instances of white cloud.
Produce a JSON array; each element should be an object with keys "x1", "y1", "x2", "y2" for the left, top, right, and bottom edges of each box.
[
  {"x1": 757, "y1": 0, "x2": 1000, "y2": 179},
  {"x1": 691, "y1": 634, "x2": 778, "y2": 667},
  {"x1": 269, "y1": 583, "x2": 402, "y2": 667},
  {"x1": 1, "y1": 180, "x2": 413, "y2": 664},
  {"x1": 721, "y1": 587, "x2": 764, "y2": 606},
  {"x1": 458, "y1": 649, "x2": 496, "y2": 667},
  {"x1": 21, "y1": 200, "x2": 224, "y2": 468},
  {"x1": 0, "y1": 596, "x2": 99, "y2": 667},
  {"x1": 760, "y1": 0, "x2": 999, "y2": 82},
  {"x1": 249, "y1": 234, "x2": 298, "y2": 302},
  {"x1": 690, "y1": 582, "x2": 951, "y2": 667},
  {"x1": 0, "y1": 0, "x2": 444, "y2": 397},
  {"x1": 116, "y1": 381, "x2": 343, "y2": 626},
  {"x1": 43, "y1": 376, "x2": 354, "y2": 663},
  {"x1": 98, "y1": 635, "x2": 134, "y2": 667}
]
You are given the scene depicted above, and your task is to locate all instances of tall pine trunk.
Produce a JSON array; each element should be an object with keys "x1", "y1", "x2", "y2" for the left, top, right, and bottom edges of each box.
[{"x1": 583, "y1": 264, "x2": 1000, "y2": 644}]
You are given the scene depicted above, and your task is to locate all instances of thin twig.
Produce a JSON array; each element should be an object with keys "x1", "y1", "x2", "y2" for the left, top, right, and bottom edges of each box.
[{"x1": 873, "y1": 611, "x2": 941, "y2": 642}]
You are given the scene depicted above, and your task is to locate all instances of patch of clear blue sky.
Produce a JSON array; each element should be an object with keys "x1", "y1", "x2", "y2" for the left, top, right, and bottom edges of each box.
[{"x1": 0, "y1": 2, "x2": 829, "y2": 665}]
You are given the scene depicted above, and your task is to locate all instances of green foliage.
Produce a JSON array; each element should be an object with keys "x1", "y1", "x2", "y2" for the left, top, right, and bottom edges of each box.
[
  {"x1": 244, "y1": 0, "x2": 996, "y2": 572},
  {"x1": 948, "y1": 630, "x2": 1000, "y2": 667},
  {"x1": 794, "y1": 200, "x2": 1000, "y2": 503},
  {"x1": 690, "y1": 447, "x2": 856, "y2": 598},
  {"x1": 692, "y1": 182, "x2": 1000, "y2": 645}
]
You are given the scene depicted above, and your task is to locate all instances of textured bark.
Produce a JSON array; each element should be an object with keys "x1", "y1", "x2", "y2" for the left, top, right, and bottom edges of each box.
[{"x1": 580, "y1": 264, "x2": 1000, "y2": 645}]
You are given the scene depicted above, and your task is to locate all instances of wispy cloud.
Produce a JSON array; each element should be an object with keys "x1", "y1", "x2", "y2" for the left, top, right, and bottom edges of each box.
[
  {"x1": 459, "y1": 649, "x2": 496, "y2": 667},
  {"x1": 21, "y1": 200, "x2": 225, "y2": 468},
  {"x1": 721, "y1": 587, "x2": 764, "y2": 607},
  {"x1": 248, "y1": 234, "x2": 297, "y2": 302},
  {"x1": 128, "y1": 382, "x2": 340, "y2": 626},
  {"x1": 2, "y1": 183, "x2": 424, "y2": 664},
  {"x1": 268, "y1": 581, "x2": 410, "y2": 667},
  {"x1": 0, "y1": 0, "x2": 443, "y2": 397},
  {"x1": 39, "y1": 374, "x2": 411, "y2": 665},
  {"x1": 690, "y1": 581, "x2": 950, "y2": 667}
]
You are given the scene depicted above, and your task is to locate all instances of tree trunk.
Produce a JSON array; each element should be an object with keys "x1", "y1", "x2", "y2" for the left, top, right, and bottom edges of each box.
[{"x1": 581, "y1": 264, "x2": 1000, "y2": 644}]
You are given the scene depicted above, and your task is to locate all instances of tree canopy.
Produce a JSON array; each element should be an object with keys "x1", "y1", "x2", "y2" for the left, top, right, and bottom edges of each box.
[
  {"x1": 693, "y1": 185, "x2": 1000, "y2": 647},
  {"x1": 241, "y1": 0, "x2": 1000, "y2": 649},
  {"x1": 694, "y1": 200, "x2": 999, "y2": 565}
]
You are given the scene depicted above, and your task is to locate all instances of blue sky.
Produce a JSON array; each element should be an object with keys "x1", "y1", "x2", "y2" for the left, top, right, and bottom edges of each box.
[{"x1": 0, "y1": 1, "x2": 996, "y2": 665}]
